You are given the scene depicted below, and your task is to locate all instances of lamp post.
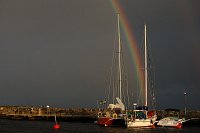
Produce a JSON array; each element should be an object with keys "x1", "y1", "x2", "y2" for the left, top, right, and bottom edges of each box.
[
  {"x1": 46, "y1": 105, "x2": 50, "y2": 115},
  {"x1": 184, "y1": 92, "x2": 187, "y2": 117}
]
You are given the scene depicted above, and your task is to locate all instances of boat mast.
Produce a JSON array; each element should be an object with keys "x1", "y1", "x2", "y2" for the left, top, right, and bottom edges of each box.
[
  {"x1": 144, "y1": 24, "x2": 148, "y2": 106},
  {"x1": 117, "y1": 13, "x2": 122, "y2": 100}
]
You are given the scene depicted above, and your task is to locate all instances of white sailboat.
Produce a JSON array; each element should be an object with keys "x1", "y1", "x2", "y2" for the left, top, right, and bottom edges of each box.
[
  {"x1": 96, "y1": 13, "x2": 126, "y2": 127},
  {"x1": 126, "y1": 24, "x2": 157, "y2": 128}
]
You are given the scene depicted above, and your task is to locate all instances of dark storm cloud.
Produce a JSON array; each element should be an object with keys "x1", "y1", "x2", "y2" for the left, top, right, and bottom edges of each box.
[
  {"x1": 0, "y1": 0, "x2": 199, "y2": 109},
  {"x1": 0, "y1": 0, "x2": 115, "y2": 107}
]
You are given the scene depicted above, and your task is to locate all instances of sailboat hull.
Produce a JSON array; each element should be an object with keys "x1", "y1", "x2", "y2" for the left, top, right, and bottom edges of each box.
[
  {"x1": 126, "y1": 109, "x2": 157, "y2": 128},
  {"x1": 97, "y1": 117, "x2": 126, "y2": 127},
  {"x1": 127, "y1": 119, "x2": 155, "y2": 128}
]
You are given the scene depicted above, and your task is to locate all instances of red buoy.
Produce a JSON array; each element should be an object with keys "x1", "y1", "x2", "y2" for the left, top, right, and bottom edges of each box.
[
  {"x1": 53, "y1": 115, "x2": 60, "y2": 129},
  {"x1": 176, "y1": 123, "x2": 182, "y2": 129},
  {"x1": 54, "y1": 124, "x2": 60, "y2": 129}
]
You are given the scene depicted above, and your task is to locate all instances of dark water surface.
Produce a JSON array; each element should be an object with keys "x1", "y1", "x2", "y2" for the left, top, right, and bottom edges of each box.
[{"x1": 0, "y1": 119, "x2": 199, "y2": 133}]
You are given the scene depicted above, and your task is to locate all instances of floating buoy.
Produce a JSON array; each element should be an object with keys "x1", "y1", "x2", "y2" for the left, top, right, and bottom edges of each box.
[
  {"x1": 53, "y1": 115, "x2": 60, "y2": 129},
  {"x1": 54, "y1": 124, "x2": 60, "y2": 129},
  {"x1": 176, "y1": 123, "x2": 182, "y2": 129}
]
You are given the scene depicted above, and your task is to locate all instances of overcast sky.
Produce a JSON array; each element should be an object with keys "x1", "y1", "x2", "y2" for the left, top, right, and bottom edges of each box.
[{"x1": 0, "y1": 0, "x2": 199, "y2": 109}]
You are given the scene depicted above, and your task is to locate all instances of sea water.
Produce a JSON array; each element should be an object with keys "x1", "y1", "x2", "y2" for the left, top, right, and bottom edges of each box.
[{"x1": 0, "y1": 119, "x2": 199, "y2": 133}]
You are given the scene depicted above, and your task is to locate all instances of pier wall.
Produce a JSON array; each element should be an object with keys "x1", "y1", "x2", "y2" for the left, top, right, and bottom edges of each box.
[{"x1": 0, "y1": 106, "x2": 199, "y2": 122}]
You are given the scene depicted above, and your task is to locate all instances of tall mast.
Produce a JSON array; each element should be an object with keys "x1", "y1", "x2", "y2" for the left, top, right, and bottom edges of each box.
[
  {"x1": 117, "y1": 13, "x2": 122, "y2": 100},
  {"x1": 144, "y1": 24, "x2": 148, "y2": 106}
]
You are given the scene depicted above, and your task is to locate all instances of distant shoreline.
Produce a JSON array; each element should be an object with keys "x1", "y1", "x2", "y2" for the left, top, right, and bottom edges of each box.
[{"x1": 0, "y1": 105, "x2": 199, "y2": 122}]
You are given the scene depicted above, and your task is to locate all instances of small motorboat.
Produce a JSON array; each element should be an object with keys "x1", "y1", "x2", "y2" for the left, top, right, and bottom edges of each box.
[{"x1": 157, "y1": 117, "x2": 185, "y2": 128}]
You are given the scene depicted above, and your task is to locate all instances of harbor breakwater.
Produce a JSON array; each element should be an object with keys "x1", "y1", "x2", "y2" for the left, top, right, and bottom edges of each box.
[{"x1": 0, "y1": 106, "x2": 200, "y2": 122}]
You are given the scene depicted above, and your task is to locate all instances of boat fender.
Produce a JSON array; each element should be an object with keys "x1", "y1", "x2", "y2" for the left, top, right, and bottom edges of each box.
[
  {"x1": 147, "y1": 111, "x2": 154, "y2": 118},
  {"x1": 113, "y1": 113, "x2": 117, "y2": 118},
  {"x1": 98, "y1": 112, "x2": 102, "y2": 117}
]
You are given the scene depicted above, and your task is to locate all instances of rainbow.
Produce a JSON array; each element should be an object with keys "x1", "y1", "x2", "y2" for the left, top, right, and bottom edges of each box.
[{"x1": 109, "y1": 0, "x2": 145, "y2": 104}]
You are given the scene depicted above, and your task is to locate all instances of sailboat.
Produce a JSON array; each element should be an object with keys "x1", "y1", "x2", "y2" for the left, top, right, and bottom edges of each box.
[
  {"x1": 96, "y1": 14, "x2": 126, "y2": 127},
  {"x1": 126, "y1": 24, "x2": 157, "y2": 128}
]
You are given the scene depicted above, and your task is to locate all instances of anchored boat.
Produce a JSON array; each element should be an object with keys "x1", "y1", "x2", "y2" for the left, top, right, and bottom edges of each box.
[
  {"x1": 96, "y1": 13, "x2": 127, "y2": 127},
  {"x1": 126, "y1": 24, "x2": 157, "y2": 128},
  {"x1": 157, "y1": 116, "x2": 185, "y2": 128},
  {"x1": 157, "y1": 109, "x2": 186, "y2": 128}
]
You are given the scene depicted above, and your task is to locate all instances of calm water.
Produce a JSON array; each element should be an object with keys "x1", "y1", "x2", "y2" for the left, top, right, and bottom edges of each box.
[{"x1": 0, "y1": 119, "x2": 199, "y2": 133}]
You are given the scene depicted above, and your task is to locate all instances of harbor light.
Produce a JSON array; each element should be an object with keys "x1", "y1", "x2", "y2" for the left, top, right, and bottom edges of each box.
[
  {"x1": 184, "y1": 92, "x2": 187, "y2": 117},
  {"x1": 46, "y1": 105, "x2": 50, "y2": 115}
]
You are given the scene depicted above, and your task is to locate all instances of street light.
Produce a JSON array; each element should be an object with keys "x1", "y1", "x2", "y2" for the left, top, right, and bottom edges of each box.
[
  {"x1": 46, "y1": 105, "x2": 50, "y2": 115},
  {"x1": 184, "y1": 92, "x2": 187, "y2": 117}
]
